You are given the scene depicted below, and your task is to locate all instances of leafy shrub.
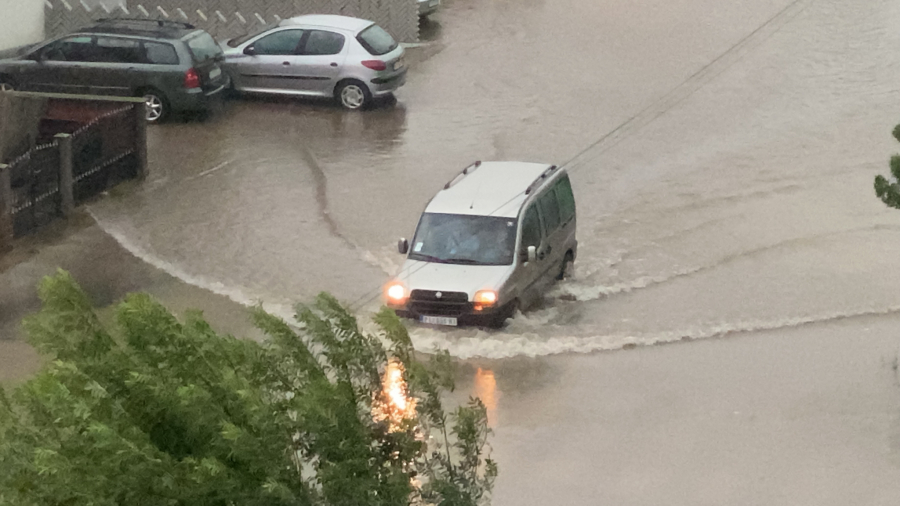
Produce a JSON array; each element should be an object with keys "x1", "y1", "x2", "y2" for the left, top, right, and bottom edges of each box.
[{"x1": 0, "y1": 270, "x2": 496, "y2": 506}]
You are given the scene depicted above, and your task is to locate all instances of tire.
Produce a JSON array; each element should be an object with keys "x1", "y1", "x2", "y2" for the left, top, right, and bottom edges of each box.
[
  {"x1": 486, "y1": 299, "x2": 519, "y2": 329},
  {"x1": 0, "y1": 77, "x2": 15, "y2": 92},
  {"x1": 335, "y1": 80, "x2": 371, "y2": 110},
  {"x1": 138, "y1": 88, "x2": 169, "y2": 123},
  {"x1": 557, "y1": 251, "x2": 575, "y2": 281}
]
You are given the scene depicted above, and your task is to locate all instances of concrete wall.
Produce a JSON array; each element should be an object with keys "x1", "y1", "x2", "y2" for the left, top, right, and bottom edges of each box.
[
  {"x1": 0, "y1": 0, "x2": 44, "y2": 51},
  {"x1": 0, "y1": 92, "x2": 45, "y2": 163}
]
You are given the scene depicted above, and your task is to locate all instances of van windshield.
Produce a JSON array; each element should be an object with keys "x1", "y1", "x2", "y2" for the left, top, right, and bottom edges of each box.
[{"x1": 409, "y1": 213, "x2": 517, "y2": 266}]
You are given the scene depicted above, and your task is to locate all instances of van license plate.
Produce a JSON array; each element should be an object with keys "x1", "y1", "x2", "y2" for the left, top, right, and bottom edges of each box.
[{"x1": 421, "y1": 315, "x2": 457, "y2": 326}]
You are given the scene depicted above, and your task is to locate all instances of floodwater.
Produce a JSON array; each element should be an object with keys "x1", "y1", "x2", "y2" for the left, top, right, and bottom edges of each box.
[
  {"x1": 2, "y1": 0, "x2": 900, "y2": 502},
  {"x1": 82, "y1": 0, "x2": 900, "y2": 358}
]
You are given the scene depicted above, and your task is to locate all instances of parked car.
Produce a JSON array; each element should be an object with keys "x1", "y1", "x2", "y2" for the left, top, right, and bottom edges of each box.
[
  {"x1": 220, "y1": 15, "x2": 406, "y2": 110},
  {"x1": 418, "y1": 0, "x2": 442, "y2": 17},
  {"x1": 385, "y1": 161, "x2": 578, "y2": 328},
  {"x1": 0, "y1": 18, "x2": 228, "y2": 122}
]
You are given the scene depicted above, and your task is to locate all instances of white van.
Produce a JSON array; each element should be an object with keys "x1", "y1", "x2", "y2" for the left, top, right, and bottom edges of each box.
[{"x1": 385, "y1": 161, "x2": 577, "y2": 327}]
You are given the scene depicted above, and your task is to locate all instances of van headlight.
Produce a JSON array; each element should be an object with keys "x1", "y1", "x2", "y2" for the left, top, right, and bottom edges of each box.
[
  {"x1": 386, "y1": 282, "x2": 408, "y2": 303},
  {"x1": 473, "y1": 290, "x2": 498, "y2": 308}
]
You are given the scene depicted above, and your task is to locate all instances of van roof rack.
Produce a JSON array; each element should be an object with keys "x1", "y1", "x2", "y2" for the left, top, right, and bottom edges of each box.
[
  {"x1": 93, "y1": 18, "x2": 196, "y2": 30},
  {"x1": 443, "y1": 160, "x2": 481, "y2": 190},
  {"x1": 524, "y1": 165, "x2": 558, "y2": 195}
]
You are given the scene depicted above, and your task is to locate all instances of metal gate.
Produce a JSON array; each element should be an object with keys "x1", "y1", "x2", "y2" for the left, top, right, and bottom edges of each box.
[{"x1": 9, "y1": 143, "x2": 62, "y2": 237}]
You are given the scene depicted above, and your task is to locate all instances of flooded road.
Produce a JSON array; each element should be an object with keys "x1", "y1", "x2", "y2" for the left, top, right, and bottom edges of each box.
[
  {"x1": 84, "y1": 0, "x2": 900, "y2": 358},
  {"x1": 3, "y1": 0, "x2": 900, "y2": 502}
]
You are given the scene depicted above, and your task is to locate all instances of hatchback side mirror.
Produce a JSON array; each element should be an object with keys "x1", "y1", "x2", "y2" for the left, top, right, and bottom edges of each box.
[
  {"x1": 398, "y1": 238, "x2": 409, "y2": 254},
  {"x1": 526, "y1": 245, "x2": 537, "y2": 263},
  {"x1": 243, "y1": 46, "x2": 256, "y2": 56}
]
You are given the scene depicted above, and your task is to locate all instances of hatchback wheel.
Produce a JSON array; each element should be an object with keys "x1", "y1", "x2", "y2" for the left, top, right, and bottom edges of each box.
[
  {"x1": 336, "y1": 80, "x2": 371, "y2": 110},
  {"x1": 141, "y1": 90, "x2": 169, "y2": 123}
]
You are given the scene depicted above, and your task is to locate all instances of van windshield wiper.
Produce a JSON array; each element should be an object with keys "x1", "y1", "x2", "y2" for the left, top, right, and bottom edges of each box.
[
  {"x1": 412, "y1": 254, "x2": 450, "y2": 264},
  {"x1": 442, "y1": 257, "x2": 483, "y2": 265}
]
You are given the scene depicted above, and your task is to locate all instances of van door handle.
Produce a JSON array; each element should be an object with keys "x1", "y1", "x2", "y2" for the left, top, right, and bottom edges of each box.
[
  {"x1": 282, "y1": 61, "x2": 291, "y2": 66},
  {"x1": 330, "y1": 62, "x2": 338, "y2": 67}
]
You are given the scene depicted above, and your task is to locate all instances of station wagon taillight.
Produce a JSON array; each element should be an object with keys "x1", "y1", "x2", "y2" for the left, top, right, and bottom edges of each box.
[
  {"x1": 361, "y1": 60, "x2": 387, "y2": 71},
  {"x1": 184, "y1": 68, "x2": 201, "y2": 89}
]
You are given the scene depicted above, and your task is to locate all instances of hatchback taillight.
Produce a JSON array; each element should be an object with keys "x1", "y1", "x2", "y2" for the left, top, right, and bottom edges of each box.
[
  {"x1": 361, "y1": 60, "x2": 387, "y2": 71},
  {"x1": 184, "y1": 68, "x2": 201, "y2": 89}
]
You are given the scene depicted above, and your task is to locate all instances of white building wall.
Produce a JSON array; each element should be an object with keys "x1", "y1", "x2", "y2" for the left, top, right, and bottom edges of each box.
[{"x1": 0, "y1": 0, "x2": 45, "y2": 51}]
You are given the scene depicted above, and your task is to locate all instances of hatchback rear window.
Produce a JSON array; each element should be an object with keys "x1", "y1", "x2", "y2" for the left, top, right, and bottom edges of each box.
[
  {"x1": 186, "y1": 32, "x2": 221, "y2": 62},
  {"x1": 356, "y1": 25, "x2": 397, "y2": 56}
]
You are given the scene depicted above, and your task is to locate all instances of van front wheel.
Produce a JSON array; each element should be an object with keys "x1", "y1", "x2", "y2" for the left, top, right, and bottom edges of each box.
[
  {"x1": 557, "y1": 252, "x2": 575, "y2": 280},
  {"x1": 487, "y1": 299, "x2": 519, "y2": 329}
]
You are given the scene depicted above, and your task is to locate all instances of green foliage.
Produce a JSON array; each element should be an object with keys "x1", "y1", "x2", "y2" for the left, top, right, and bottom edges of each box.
[
  {"x1": 874, "y1": 125, "x2": 900, "y2": 209},
  {"x1": 0, "y1": 270, "x2": 496, "y2": 506}
]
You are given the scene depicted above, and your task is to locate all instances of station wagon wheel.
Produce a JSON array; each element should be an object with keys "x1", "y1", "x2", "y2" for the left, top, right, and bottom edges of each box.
[
  {"x1": 336, "y1": 80, "x2": 371, "y2": 110},
  {"x1": 140, "y1": 89, "x2": 169, "y2": 123}
]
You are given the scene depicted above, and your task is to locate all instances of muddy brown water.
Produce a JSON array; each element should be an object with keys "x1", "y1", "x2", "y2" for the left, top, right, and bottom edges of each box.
[
  {"x1": 73, "y1": 0, "x2": 900, "y2": 358},
  {"x1": 2, "y1": 0, "x2": 900, "y2": 502}
]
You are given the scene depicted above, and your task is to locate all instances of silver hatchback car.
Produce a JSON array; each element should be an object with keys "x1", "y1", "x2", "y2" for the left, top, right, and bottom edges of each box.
[{"x1": 220, "y1": 14, "x2": 406, "y2": 109}]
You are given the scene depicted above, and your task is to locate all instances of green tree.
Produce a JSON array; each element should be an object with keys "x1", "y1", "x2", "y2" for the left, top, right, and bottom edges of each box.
[
  {"x1": 874, "y1": 124, "x2": 900, "y2": 209},
  {"x1": 0, "y1": 271, "x2": 496, "y2": 506}
]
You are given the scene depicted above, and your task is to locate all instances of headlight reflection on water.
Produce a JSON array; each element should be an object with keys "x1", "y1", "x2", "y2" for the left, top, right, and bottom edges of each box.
[
  {"x1": 374, "y1": 359, "x2": 418, "y2": 432},
  {"x1": 474, "y1": 368, "x2": 498, "y2": 427}
]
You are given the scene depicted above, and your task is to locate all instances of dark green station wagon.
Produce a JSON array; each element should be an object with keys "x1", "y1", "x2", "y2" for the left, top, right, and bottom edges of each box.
[{"x1": 0, "y1": 18, "x2": 229, "y2": 122}]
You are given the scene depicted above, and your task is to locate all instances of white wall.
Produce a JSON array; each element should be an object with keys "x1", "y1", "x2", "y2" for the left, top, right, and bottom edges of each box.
[{"x1": 0, "y1": 0, "x2": 44, "y2": 51}]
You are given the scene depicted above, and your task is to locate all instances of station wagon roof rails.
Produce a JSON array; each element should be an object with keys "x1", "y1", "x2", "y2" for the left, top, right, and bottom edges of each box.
[
  {"x1": 443, "y1": 161, "x2": 482, "y2": 190},
  {"x1": 524, "y1": 165, "x2": 558, "y2": 195},
  {"x1": 94, "y1": 18, "x2": 196, "y2": 29}
]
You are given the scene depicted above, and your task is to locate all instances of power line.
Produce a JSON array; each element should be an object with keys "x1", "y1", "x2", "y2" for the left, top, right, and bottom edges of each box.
[{"x1": 348, "y1": 0, "x2": 813, "y2": 314}]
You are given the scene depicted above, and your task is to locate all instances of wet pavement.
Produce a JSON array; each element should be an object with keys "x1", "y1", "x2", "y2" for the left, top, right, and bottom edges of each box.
[{"x1": 3, "y1": 0, "x2": 900, "y2": 502}]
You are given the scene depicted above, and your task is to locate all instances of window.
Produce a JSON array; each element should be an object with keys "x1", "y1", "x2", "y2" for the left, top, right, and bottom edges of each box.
[
  {"x1": 356, "y1": 24, "x2": 397, "y2": 55},
  {"x1": 252, "y1": 30, "x2": 304, "y2": 56},
  {"x1": 521, "y1": 206, "x2": 542, "y2": 252},
  {"x1": 538, "y1": 189, "x2": 561, "y2": 232},
  {"x1": 95, "y1": 37, "x2": 142, "y2": 63},
  {"x1": 227, "y1": 23, "x2": 277, "y2": 48},
  {"x1": 303, "y1": 30, "x2": 345, "y2": 55},
  {"x1": 43, "y1": 36, "x2": 93, "y2": 62},
  {"x1": 144, "y1": 42, "x2": 179, "y2": 64},
  {"x1": 186, "y1": 32, "x2": 222, "y2": 62},
  {"x1": 555, "y1": 175, "x2": 576, "y2": 222},
  {"x1": 409, "y1": 214, "x2": 517, "y2": 266}
]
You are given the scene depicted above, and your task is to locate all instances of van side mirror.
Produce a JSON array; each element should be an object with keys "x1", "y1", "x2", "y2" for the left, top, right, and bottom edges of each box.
[
  {"x1": 526, "y1": 245, "x2": 537, "y2": 263},
  {"x1": 398, "y1": 238, "x2": 409, "y2": 254},
  {"x1": 243, "y1": 46, "x2": 256, "y2": 56}
]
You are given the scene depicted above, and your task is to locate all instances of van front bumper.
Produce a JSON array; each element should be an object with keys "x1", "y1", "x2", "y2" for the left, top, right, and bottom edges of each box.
[{"x1": 390, "y1": 294, "x2": 510, "y2": 326}]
